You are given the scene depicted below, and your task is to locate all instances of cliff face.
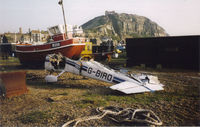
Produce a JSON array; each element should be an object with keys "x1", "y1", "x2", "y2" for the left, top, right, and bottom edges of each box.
[{"x1": 82, "y1": 11, "x2": 168, "y2": 40}]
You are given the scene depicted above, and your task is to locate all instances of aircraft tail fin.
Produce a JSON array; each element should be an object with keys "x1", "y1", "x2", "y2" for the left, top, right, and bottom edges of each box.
[{"x1": 110, "y1": 81, "x2": 164, "y2": 94}]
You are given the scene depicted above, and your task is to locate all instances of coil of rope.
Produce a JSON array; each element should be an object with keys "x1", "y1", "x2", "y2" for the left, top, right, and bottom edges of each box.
[{"x1": 62, "y1": 106, "x2": 162, "y2": 127}]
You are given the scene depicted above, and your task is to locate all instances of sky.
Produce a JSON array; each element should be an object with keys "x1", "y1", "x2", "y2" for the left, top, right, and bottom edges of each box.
[{"x1": 0, "y1": 0, "x2": 200, "y2": 36}]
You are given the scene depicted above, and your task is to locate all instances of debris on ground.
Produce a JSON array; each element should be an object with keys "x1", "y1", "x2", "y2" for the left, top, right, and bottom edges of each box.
[
  {"x1": 62, "y1": 106, "x2": 162, "y2": 127},
  {"x1": 0, "y1": 71, "x2": 28, "y2": 98}
]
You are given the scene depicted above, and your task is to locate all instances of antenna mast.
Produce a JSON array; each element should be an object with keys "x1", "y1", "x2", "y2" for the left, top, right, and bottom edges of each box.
[{"x1": 58, "y1": 0, "x2": 68, "y2": 39}]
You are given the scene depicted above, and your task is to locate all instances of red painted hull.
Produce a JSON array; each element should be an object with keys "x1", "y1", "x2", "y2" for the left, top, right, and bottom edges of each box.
[{"x1": 16, "y1": 38, "x2": 85, "y2": 65}]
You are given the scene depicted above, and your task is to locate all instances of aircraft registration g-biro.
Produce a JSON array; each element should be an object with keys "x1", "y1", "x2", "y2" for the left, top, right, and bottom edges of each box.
[{"x1": 44, "y1": 54, "x2": 164, "y2": 94}]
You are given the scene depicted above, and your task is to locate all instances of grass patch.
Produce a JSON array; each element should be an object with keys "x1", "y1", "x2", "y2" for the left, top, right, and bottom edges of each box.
[
  {"x1": 75, "y1": 92, "x2": 108, "y2": 108},
  {"x1": 81, "y1": 89, "x2": 186, "y2": 106},
  {"x1": 0, "y1": 57, "x2": 20, "y2": 65},
  {"x1": 75, "y1": 97, "x2": 108, "y2": 108},
  {"x1": 19, "y1": 111, "x2": 52, "y2": 124},
  {"x1": 81, "y1": 91, "x2": 167, "y2": 106},
  {"x1": 104, "y1": 92, "x2": 169, "y2": 105},
  {"x1": 59, "y1": 92, "x2": 68, "y2": 96}
]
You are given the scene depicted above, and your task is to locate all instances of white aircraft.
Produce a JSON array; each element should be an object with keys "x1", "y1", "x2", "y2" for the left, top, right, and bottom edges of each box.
[{"x1": 44, "y1": 54, "x2": 164, "y2": 94}]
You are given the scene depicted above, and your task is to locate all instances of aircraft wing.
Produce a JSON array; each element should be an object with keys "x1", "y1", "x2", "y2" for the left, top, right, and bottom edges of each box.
[{"x1": 110, "y1": 81, "x2": 164, "y2": 94}]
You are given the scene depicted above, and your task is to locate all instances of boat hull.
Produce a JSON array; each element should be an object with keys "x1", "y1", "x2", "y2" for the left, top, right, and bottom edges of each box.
[{"x1": 16, "y1": 39, "x2": 85, "y2": 65}]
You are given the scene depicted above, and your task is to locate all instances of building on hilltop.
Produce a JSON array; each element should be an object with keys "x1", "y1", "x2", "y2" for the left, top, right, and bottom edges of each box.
[{"x1": 105, "y1": 11, "x2": 116, "y2": 16}]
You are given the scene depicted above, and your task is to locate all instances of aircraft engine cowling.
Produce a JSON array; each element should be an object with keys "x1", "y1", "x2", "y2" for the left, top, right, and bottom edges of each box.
[{"x1": 45, "y1": 53, "x2": 66, "y2": 71}]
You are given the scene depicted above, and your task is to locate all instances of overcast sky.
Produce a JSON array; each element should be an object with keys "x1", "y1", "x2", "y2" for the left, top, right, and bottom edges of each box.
[{"x1": 0, "y1": 0, "x2": 200, "y2": 36}]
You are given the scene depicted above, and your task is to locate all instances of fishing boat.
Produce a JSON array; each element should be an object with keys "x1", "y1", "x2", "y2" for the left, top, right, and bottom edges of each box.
[
  {"x1": 15, "y1": 0, "x2": 85, "y2": 65},
  {"x1": 16, "y1": 25, "x2": 85, "y2": 65}
]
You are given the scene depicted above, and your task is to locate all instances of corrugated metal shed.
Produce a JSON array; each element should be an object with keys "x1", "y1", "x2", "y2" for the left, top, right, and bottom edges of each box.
[{"x1": 126, "y1": 35, "x2": 200, "y2": 71}]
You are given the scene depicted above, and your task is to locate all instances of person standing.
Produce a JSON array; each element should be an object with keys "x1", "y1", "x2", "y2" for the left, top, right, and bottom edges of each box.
[
  {"x1": 2, "y1": 35, "x2": 9, "y2": 59},
  {"x1": 2, "y1": 35, "x2": 8, "y2": 44}
]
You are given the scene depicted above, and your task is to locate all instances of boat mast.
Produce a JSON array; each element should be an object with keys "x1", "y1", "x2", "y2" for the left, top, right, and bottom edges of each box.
[{"x1": 58, "y1": 0, "x2": 68, "y2": 39}]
